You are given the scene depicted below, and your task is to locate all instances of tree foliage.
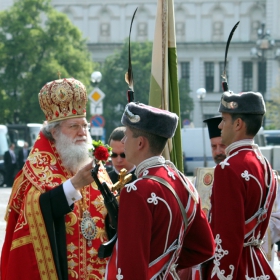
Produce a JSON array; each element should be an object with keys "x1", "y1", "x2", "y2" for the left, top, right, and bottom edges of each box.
[
  {"x1": 0, "y1": 0, "x2": 95, "y2": 124},
  {"x1": 100, "y1": 40, "x2": 152, "y2": 139},
  {"x1": 99, "y1": 40, "x2": 194, "y2": 139},
  {"x1": 0, "y1": 0, "x2": 194, "y2": 134}
]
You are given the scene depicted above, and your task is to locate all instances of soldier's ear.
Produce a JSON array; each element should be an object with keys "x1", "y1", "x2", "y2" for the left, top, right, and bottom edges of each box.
[
  {"x1": 137, "y1": 136, "x2": 144, "y2": 149},
  {"x1": 234, "y1": 117, "x2": 245, "y2": 131},
  {"x1": 137, "y1": 136, "x2": 148, "y2": 151}
]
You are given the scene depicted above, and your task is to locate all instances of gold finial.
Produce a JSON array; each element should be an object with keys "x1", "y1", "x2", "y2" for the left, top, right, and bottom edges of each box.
[
  {"x1": 111, "y1": 168, "x2": 132, "y2": 192},
  {"x1": 57, "y1": 71, "x2": 61, "y2": 79}
]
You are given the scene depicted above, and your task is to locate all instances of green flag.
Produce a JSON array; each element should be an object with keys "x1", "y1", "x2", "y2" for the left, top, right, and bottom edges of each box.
[{"x1": 149, "y1": 0, "x2": 183, "y2": 172}]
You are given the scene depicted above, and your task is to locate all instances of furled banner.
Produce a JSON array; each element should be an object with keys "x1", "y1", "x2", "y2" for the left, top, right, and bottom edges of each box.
[{"x1": 149, "y1": 0, "x2": 183, "y2": 172}]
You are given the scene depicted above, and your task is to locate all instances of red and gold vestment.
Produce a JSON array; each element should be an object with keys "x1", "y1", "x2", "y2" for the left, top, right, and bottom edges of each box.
[{"x1": 1, "y1": 132, "x2": 108, "y2": 280}]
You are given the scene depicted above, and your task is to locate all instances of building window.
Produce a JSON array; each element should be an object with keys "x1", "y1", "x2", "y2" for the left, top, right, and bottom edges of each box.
[
  {"x1": 137, "y1": 22, "x2": 147, "y2": 37},
  {"x1": 251, "y1": 21, "x2": 260, "y2": 41},
  {"x1": 100, "y1": 23, "x2": 110, "y2": 37},
  {"x1": 212, "y1": 21, "x2": 223, "y2": 41},
  {"x1": 258, "y1": 61, "x2": 266, "y2": 94},
  {"x1": 205, "y1": 62, "x2": 214, "y2": 92},
  {"x1": 242, "y1": 62, "x2": 253, "y2": 91},
  {"x1": 181, "y1": 62, "x2": 190, "y2": 85},
  {"x1": 176, "y1": 22, "x2": 185, "y2": 36},
  {"x1": 219, "y1": 61, "x2": 228, "y2": 92}
]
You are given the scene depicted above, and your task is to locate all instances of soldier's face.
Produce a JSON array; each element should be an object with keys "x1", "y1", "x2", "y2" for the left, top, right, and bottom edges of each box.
[
  {"x1": 219, "y1": 113, "x2": 235, "y2": 146},
  {"x1": 121, "y1": 127, "x2": 138, "y2": 166}
]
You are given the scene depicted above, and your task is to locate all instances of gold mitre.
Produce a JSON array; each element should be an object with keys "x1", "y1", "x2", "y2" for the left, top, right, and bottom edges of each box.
[{"x1": 38, "y1": 78, "x2": 88, "y2": 123}]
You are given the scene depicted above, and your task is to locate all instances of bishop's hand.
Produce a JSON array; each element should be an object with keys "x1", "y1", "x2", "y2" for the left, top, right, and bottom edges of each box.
[{"x1": 71, "y1": 160, "x2": 95, "y2": 190}]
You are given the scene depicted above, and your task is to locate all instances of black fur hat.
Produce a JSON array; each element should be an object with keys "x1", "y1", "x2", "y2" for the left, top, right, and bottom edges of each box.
[
  {"x1": 219, "y1": 91, "x2": 266, "y2": 115},
  {"x1": 121, "y1": 102, "x2": 178, "y2": 139}
]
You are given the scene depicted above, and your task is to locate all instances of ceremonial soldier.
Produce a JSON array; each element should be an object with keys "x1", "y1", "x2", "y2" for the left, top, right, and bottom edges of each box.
[
  {"x1": 204, "y1": 91, "x2": 278, "y2": 279},
  {"x1": 106, "y1": 102, "x2": 215, "y2": 279}
]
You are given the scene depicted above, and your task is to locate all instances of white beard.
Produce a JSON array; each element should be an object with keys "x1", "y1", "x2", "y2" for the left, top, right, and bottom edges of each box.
[{"x1": 55, "y1": 131, "x2": 92, "y2": 173}]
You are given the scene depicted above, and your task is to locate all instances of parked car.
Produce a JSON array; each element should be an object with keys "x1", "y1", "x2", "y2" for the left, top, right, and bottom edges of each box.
[{"x1": 263, "y1": 130, "x2": 280, "y2": 146}]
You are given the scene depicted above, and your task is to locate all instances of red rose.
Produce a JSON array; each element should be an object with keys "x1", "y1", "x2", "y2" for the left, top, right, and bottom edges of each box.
[{"x1": 94, "y1": 146, "x2": 110, "y2": 161}]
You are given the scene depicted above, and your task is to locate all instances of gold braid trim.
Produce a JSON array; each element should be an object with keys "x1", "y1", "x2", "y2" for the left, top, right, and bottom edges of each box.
[
  {"x1": 26, "y1": 186, "x2": 59, "y2": 280},
  {"x1": 11, "y1": 235, "x2": 32, "y2": 250},
  {"x1": 5, "y1": 172, "x2": 26, "y2": 221}
]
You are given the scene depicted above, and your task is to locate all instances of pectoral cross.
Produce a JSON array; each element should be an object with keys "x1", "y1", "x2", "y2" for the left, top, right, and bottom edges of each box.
[{"x1": 111, "y1": 168, "x2": 132, "y2": 192}]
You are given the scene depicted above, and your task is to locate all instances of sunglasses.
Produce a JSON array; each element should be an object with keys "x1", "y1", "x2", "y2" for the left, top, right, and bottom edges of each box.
[{"x1": 111, "y1": 152, "x2": 126, "y2": 158}]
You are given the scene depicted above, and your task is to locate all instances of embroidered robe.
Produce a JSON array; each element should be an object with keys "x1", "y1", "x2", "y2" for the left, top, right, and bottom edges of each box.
[{"x1": 1, "y1": 132, "x2": 108, "y2": 280}]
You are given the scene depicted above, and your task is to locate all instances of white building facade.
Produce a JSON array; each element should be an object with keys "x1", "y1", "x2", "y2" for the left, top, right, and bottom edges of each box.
[{"x1": 2, "y1": 0, "x2": 280, "y2": 126}]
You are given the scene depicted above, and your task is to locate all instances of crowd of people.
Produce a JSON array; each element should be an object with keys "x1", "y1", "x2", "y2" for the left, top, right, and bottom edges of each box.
[{"x1": 0, "y1": 76, "x2": 279, "y2": 280}]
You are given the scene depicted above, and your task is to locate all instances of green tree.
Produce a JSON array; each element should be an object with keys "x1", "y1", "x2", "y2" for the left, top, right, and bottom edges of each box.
[
  {"x1": 0, "y1": 0, "x2": 95, "y2": 124},
  {"x1": 265, "y1": 78, "x2": 280, "y2": 129},
  {"x1": 99, "y1": 40, "x2": 194, "y2": 139},
  {"x1": 100, "y1": 40, "x2": 153, "y2": 139}
]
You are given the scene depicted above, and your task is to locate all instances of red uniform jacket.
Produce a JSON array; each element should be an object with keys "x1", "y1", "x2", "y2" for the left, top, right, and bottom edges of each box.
[
  {"x1": 206, "y1": 141, "x2": 278, "y2": 279},
  {"x1": 106, "y1": 157, "x2": 215, "y2": 279}
]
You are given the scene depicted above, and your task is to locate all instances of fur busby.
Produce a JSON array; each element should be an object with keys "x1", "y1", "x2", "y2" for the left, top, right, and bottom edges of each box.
[
  {"x1": 121, "y1": 102, "x2": 178, "y2": 139},
  {"x1": 219, "y1": 91, "x2": 266, "y2": 115}
]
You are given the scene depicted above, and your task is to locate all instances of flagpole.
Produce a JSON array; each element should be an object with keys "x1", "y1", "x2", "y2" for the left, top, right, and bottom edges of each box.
[{"x1": 149, "y1": 0, "x2": 183, "y2": 172}]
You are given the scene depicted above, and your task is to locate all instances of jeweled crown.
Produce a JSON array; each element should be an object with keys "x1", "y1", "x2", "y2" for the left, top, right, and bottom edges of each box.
[{"x1": 38, "y1": 78, "x2": 88, "y2": 123}]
